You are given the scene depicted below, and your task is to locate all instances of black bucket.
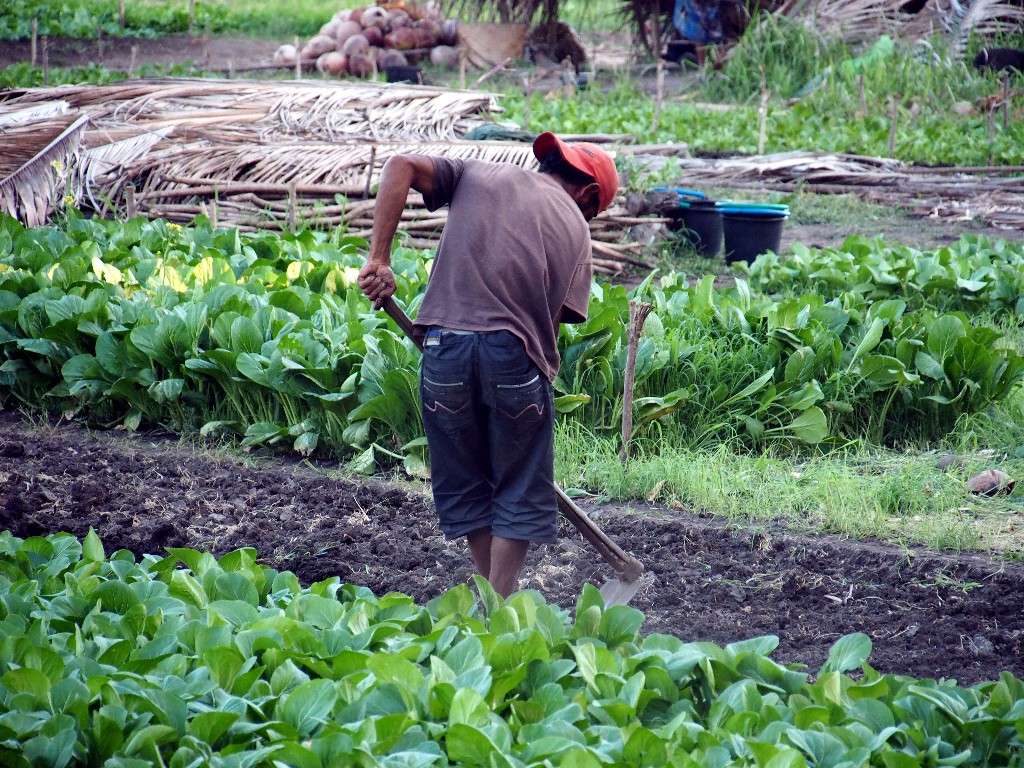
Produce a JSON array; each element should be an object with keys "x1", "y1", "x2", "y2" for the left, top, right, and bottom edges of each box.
[
  {"x1": 721, "y1": 212, "x2": 786, "y2": 264},
  {"x1": 385, "y1": 65, "x2": 423, "y2": 84},
  {"x1": 668, "y1": 201, "x2": 723, "y2": 257}
]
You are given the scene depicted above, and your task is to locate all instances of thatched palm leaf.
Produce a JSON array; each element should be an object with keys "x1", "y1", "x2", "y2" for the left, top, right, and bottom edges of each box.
[
  {"x1": 4, "y1": 79, "x2": 500, "y2": 145},
  {"x1": 773, "y1": 0, "x2": 907, "y2": 42},
  {"x1": 951, "y1": 0, "x2": 1024, "y2": 48},
  {"x1": 76, "y1": 127, "x2": 173, "y2": 213},
  {"x1": 0, "y1": 101, "x2": 71, "y2": 128},
  {"x1": 127, "y1": 140, "x2": 539, "y2": 203},
  {"x1": 0, "y1": 114, "x2": 88, "y2": 226},
  {"x1": 447, "y1": 0, "x2": 560, "y2": 25}
]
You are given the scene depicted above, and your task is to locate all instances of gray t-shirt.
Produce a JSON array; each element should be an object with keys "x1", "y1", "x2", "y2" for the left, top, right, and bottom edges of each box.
[{"x1": 414, "y1": 157, "x2": 592, "y2": 382}]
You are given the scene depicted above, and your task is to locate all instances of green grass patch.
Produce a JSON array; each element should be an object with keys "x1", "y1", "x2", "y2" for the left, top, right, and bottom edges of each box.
[
  {"x1": 0, "y1": 0, "x2": 624, "y2": 40},
  {"x1": 0, "y1": 0, "x2": 359, "y2": 40},
  {"x1": 0, "y1": 60, "x2": 208, "y2": 86},
  {"x1": 556, "y1": 420, "x2": 1024, "y2": 554}
]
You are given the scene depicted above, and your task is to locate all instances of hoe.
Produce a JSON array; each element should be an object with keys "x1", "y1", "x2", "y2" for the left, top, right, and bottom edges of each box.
[{"x1": 380, "y1": 296, "x2": 645, "y2": 606}]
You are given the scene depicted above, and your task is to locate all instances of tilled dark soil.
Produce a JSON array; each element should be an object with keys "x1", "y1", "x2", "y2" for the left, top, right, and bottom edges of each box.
[{"x1": 0, "y1": 408, "x2": 1021, "y2": 686}]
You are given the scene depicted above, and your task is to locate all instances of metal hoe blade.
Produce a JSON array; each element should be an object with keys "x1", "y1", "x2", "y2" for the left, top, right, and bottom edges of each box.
[{"x1": 599, "y1": 576, "x2": 643, "y2": 607}]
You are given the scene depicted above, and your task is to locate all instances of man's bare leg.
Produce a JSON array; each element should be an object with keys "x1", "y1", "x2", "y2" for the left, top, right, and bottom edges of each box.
[
  {"x1": 466, "y1": 527, "x2": 492, "y2": 580},
  {"x1": 466, "y1": 529, "x2": 530, "y2": 597},
  {"x1": 488, "y1": 536, "x2": 530, "y2": 597}
]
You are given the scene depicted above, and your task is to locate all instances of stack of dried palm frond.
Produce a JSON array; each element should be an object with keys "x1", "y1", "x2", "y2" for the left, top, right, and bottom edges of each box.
[
  {"x1": 446, "y1": 0, "x2": 561, "y2": 26},
  {"x1": 667, "y1": 150, "x2": 1024, "y2": 229},
  {"x1": 0, "y1": 78, "x2": 658, "y2": 275},
  {"x1": 0, "y1": 113, "x2": 89, "y2": 226},
  {"x1": 119, "y1": 137, "x2": 652, "y2": 274},
  {"x1": 774, "y1": 0, "x2": 905, "y2": 43},
  {"x1": 0, "y1": 77, "x2": 500, "y2": 233},
  {"x1": 899, "y1": 0, "x2": 1024, "y2": 46},
  {"x1": 128, "y1": 140, "x2": 538, "y2": 237},
  {"x1": 611, "y1": 0, "x2": 1023, "y2": 57},
  {"x1": 5, "y1": 78, "x2": 501, "y2": 143}
]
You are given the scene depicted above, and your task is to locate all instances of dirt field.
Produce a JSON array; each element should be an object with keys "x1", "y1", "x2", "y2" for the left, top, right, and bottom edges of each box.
[
  {"x1": 0, "y1": 34, "x2": 280, "y2": 73},
  {"x1": 3, "y1": 35, "x2": 1023, "y2": 687},
  {"x1": 1, "y1": 409, "x2": 1021, "y2": 686}
]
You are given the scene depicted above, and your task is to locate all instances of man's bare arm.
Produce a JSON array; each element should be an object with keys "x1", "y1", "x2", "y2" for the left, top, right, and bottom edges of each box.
[{"x1": 358, "y1": 154, "x2": 435, "y2": 307}]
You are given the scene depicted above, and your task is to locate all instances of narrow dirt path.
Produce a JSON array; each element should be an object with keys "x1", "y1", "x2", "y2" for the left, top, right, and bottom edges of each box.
[{"x1": 0, "y1": 410, "x2": 1020, "y2": 685}]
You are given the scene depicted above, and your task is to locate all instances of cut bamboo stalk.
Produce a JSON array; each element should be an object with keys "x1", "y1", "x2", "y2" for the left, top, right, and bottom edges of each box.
[
  {"x1": 590, "y1": 244, "x2": 654, "y2": 269},
  {"x1": 590, "y1": 231, "x2": 631, "y2": 242},
  {"x1": 603, "y1": 216, "x2": 672, "y2": 225},
  {"x1": 470, "y1": 57, "x2": 511, "y2": 90},
  {"x1": 591, "y1": 257, "x2": 627, "y2": 273},
  {"x1": 138, "y1": 179, "x2": 367, "y2": 198}
]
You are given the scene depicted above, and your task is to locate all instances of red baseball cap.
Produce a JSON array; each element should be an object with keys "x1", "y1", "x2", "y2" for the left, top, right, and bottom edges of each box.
[{"x1": 533, "y1": 132, "x2": 619, "y2": 213}]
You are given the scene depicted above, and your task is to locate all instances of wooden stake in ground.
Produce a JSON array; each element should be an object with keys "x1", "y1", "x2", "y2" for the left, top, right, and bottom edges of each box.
[
  {"x1": 620, "y1": 300, "x2": 653, "y2": 464},
  {"x1": 125, "y1": 185, "x2": 137, "y2": 219},
  {"x1": 521, "y1": 76, "x2": 532, "y2": 130},
  {"x1": 42, "y1": 36, "x2": 48, "y2": 85},
  {"x1": 652, "y1": 58, "x2": 665, "y2": 135},
  {"x1": 364, "y1": 145, "x2": 377, "y2": 199},
  {"x1": 1003, "y1": 72, "x2": 1010, "y2": 130},
  {"x1": 757, "y1": 67, "x2": 769, "y2": 155},
  {"x1": 650, "y1": 7, "x2": 663, "y2": 135},
  {"x1": 988, "y1": 104, "x2": 996, "y2": 166},
  {"x1": 130, "y1": 44, "x2": 137, "y2": 75},
  {"x1": 287, "y1": 181, "x2": 297, "y2": 231},
  {"x1": 888, "y1": 94, "x2": 899, "y2": 156}
]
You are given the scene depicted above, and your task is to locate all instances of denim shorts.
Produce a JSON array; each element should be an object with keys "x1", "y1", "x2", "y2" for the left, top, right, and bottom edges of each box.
[{"x1": 420, "y1": 328, "x2": 557, "y2": 543}]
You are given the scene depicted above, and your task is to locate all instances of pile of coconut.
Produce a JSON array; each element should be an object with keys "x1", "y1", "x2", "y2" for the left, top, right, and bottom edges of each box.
[{"x1": 273, "y1": 2, "x2": 461, "y2": 78}]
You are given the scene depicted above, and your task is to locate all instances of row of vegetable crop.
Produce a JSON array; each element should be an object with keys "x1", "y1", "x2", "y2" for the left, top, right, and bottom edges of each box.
[
  {"x1": 746, "y1": 235, "x2": 1024, "y2": 316},
  {"x1": 1, "y1": 529, "x2": 1022, "y2": 767},
  {"x1": 0, "y1": 214, "x2": 1022, "y2": 469},
  {"x1": 0, "y1": 0, "x2": 334, "y2": 41}
]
